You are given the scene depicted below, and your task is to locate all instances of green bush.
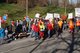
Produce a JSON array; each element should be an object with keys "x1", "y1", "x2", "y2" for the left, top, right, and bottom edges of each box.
[
  {"x1": 0, "y1": 3, "x2": 26, "y2": 21},
  {"x1": 28, "y1": 5, "x2": 75, "y2": 18}
]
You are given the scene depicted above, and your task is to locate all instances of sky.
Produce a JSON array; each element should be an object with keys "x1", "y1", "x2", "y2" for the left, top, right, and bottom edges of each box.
[{"x1": 69, "y1": 0, "x2": 77, "y2": 4}]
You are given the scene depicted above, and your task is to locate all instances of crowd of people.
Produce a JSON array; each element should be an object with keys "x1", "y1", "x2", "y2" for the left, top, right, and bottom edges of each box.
[{"x1": 0, "y1": 15, "x2": 80, "y2": 44}]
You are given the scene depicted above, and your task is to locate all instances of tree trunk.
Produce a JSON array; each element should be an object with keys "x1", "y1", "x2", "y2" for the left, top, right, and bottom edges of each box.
[
  {"x1": 17, "y1": 0, "x2": 27, "y2": 9},
  {"x1": 6, "y1": 0, "x2": 9, "y2": 3}
]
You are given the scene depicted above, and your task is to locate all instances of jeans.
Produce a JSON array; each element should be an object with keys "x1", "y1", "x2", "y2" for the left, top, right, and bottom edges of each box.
[
  {"x1": 48, "y1": 30, "x2": 50, "y2": 37},
  {"x1": 28, "y1": 22, "x2": 31, "y2": 33},
  {"x1": 5, "y1": 32, "x2": 9, "y2": 39},
  {"x1": 0, "y1": 38, "x2": 4, "y2": 44},
  {"x1": 57, "y1": 27, "x2": 62, "y2": 37},
  {"x1": 63, "y1": 24, "x2": 67, "y2": 30},
  {"x1": 34, "y1": 32, "x2": 39, "y2": 39},
  {"x1": 31, "y1": 30, "x2": 35, "y2": 37},
  {"x1": 22, "y1": 26, "x2": 26, "y2": 32}
]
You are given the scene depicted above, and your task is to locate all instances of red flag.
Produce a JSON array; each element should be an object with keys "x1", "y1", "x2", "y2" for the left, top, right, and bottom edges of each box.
[{"x1": 61, "y1": 15, "x2": 67, "y2": 20}]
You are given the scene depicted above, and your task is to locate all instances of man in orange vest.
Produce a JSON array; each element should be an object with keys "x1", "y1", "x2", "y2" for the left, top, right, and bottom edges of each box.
[
  {"x1": 57, "y1": 19, "x2": 63, "y2": 37},
  {"x1": 76, "y1": 18, "x2": 80, "y2": 32},
  {"x1": 68, "y1": 20, "x2": 74, "y2": 33}
]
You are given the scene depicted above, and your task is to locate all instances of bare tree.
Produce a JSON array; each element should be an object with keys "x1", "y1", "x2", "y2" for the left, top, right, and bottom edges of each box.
[
  {"x1": 28, "y1": 0, "x2": 35, "y2": 8},
  {"x1": 51, "y1": 0, "x2": 58, "y2": 7},
  {"x1": 17, "y1": 0, "x2": 26, "y2": 9},
  {"x1": 6, "y1": 0, "x2": 9, "y2": 3},
  {"x1": 77, "y1": 0, "x2": 80, "y2": 7}
]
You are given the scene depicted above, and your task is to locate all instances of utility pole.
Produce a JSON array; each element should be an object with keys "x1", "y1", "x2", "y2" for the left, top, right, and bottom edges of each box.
[
  {"x1": 65, "y1": 4, "x2": 67, "y2": 15},
  {"x1": 26, "y1": 0, "x2": 28, "y2": 16},
  {"x1": 64, "y1": 0, "x2": 67, "y2": 15}
]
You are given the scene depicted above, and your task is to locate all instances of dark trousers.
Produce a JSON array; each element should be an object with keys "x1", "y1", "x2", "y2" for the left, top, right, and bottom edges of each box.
[{"x1": 57, "y1": 27, "x2": 62, "y2": 37}]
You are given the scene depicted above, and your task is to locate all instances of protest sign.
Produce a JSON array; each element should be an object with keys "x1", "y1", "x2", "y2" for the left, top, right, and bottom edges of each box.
[
  {"x1": 75, "y1": 8, "x2": 80, "y2": 17},
  {"x1": 54, "y1": 13, "x2": 60, "y2": 18},
  {"x1": 35, "y1": 13, "x2": 40, "y2": 18},
  {"x1": 68, "y1": 13, "x2": 73, "y2": 19},
  {"x1": 45, "y1": 13, "x2": 53, "y2": 20}
]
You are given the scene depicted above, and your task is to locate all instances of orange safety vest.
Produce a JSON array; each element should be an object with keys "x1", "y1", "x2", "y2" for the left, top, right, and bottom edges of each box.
[
  {"x1": 69, "y1": 21, "x2": 74, "y2": 29},
  {"x1": 38, "y1": 20, "x2": 44, "y2": 26},
  {"x1": 76, "y1": 20, "x2": 80, "y2": 26},
  {"x1": 58, "y1": 20, "x2": 63, "y2": 28}
]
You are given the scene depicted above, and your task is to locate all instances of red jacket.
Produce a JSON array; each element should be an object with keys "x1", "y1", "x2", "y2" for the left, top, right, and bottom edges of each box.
[
  {"x1": 47, "y1": 23, "x2": 53, "y2": 30},
  {"x1": 34, "y1": 25, "x2": 40, "y2": 32},
  {"x1": 31, "y1": 24, "x2": 35, "y2": 31},
  {"x1": 11, "y1": 21, "x2": 15, "y2": 26}
]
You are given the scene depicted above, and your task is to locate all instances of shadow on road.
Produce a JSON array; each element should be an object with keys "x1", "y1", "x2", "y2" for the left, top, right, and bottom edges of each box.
[
  {"x1": 29, "y1": 39, "x2": 45, "y2": 53},
  {"x1": 51, "y1": 31, "x2": 80, "y2": 53},
  {"x1": 29, "y1": 30, "x2": 55, "y2": 53}
]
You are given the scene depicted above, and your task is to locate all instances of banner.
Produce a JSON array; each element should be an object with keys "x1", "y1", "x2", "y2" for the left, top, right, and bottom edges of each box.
[
  {"x1": 68, "y1": 13, "x2": 73, "y2": 19},
  {"x1": 35, "y1": 13, "x2": 40, "y2": 18},
  {"x1": 75, "y1": 8, "x2": 80, "y2": 17},
  {"x1": 45, "y1": 13, "x2": 53, "y2": 20},
  {"x1": 54, "y1": 13, "x2": 60, "y2": 18}
]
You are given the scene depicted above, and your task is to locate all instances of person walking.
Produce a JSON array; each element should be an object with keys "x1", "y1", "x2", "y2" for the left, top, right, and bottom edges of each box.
[
  {"x1": 39, "y1": 22, "x2": 45, "y2": 40},
  {"x1": 4, "y1": 28, "x2": 8, "y2": 39},
  {"x1": 57, "y1": 19, "x2": 63, "y2": 37},
  {"x1": 68, "y1": 19, "x2": 74, "y2": 34},
  {"x1": 47, "y1": 21, "x2": 54, "y2": 38},
  {"x1": 34, "y1": 23, "x2": 40, "y2": 40},
  {"x1": 76, "y1": 18, "x2": 80, "y2": 32}
]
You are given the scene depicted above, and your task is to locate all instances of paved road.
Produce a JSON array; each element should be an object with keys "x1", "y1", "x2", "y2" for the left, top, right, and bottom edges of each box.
[{"x1": 0, "y1": 30, "x2": 80, "y2": 53}]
